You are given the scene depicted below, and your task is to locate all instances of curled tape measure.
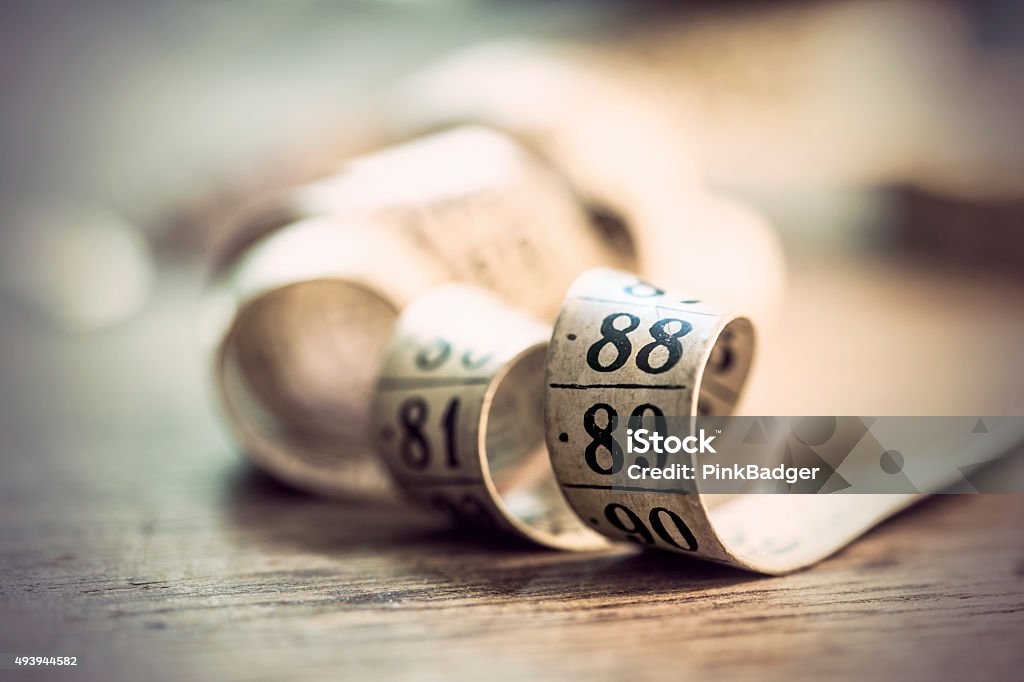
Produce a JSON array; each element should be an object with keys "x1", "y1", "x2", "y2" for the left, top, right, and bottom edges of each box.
[
  {"x1": 370, "y1": 269, "x2": 1023, "y2": 573},
  {"x1": 372, "y1": 284, "x2": 607, "y2": 550},
  {"x1": 211, "y1": 127, "x2": 631, "y2": 500},
  {"x1": 544, "y1": 268, "x2": 869, "y2": 574}
]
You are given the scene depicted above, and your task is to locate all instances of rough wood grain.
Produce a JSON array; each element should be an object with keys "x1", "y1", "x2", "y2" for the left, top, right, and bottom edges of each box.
[
  {"x1": 1, "y1": 259, "x2": 1023, "y2": 682},
  {"x1": 2, "y1": 465, "x2": 1022, "y2": 682}
]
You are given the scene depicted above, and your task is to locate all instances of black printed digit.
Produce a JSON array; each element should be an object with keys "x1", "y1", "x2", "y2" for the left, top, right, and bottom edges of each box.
[
  {"x1": 415, "y1": 338, "x2": 451, "y2": 370},
  {"x1": 649, "y1": 507, "x2": 698, "y2": 551},
  {"x1": 635, "y1": 318, "x2": 691, "y2": 374},
  {"x1": 441, "y1": 397, "x2": 460, "y2": 468},
  {"x1": 398, "y1": 397, "x2": 431, "y2": 469},
  {"x1": 604, "y1": 503, "x2": 654, "y2": 544},
  {"x1": 586, "y1": 312, "x2": 640, "y2": 372},
  {"x1": 583, "y1": 403, "x2": 623, "y2": 475}
]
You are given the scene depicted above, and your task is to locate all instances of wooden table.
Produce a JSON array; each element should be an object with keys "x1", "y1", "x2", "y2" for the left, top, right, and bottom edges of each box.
[{"x1": 1, "y1": 255, "x2": 1023, "y2": 682}]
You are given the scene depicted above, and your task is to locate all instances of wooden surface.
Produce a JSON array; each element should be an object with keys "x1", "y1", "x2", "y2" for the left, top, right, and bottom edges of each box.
[{"x1": 1, "y1": 256, "x2": 1024, "y2": 682}]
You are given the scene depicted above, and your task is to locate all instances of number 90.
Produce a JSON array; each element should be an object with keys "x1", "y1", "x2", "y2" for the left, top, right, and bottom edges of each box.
[{"x1": 603, "y1": 503, "x2": 698, "y2": 551}]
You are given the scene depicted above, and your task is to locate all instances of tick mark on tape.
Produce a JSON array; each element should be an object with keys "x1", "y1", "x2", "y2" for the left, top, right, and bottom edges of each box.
[
  {"x1": 549, "y1": 383, "x2": 688, "y2": 391},
  {"x1": 563, "y1": 482, "x2": 692, "y2": 495},
  {"x1": 379, "y1": 377, "x2": 490, "y2": 390}
]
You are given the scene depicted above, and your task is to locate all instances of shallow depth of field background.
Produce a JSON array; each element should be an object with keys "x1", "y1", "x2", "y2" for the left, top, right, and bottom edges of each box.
[{"x1": 0, "y1": 5, "x2": 1022, "y2": 678}]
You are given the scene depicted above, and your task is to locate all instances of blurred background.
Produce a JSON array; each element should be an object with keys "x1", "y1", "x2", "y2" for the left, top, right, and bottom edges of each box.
[
  {"x1": 1, "y1": 0, "x2": 1023, "y2": 495},
  {"x1": 1, "y1": 1, "x2": 1023, "y2": 677},
  {"x1": 3, "y1": 0, "x2": 1022, "y2": 444}
]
